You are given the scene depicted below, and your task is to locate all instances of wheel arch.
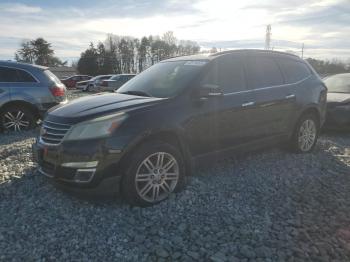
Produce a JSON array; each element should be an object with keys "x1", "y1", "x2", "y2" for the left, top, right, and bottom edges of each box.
[
  {"x1": 298, "y1": 106, "x2": 321, "y2": 127},
  {"x1": 120, "y1": 130, "x2": 193, "y2": 177},
  {"x1": 0, "y1": 100, "x2": 40, "y2": 119}
]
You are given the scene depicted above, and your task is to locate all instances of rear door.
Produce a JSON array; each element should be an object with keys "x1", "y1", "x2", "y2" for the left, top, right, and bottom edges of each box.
[
  {"x1": 245, "y1": 54, "x2": 295, "y2": 138},
  {"x1": 275, "y1": 57, "x2": 313, "y2": 130}
]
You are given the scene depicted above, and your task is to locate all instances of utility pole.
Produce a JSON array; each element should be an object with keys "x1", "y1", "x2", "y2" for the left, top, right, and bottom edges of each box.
[
  {"x1": 301, "y1": 43, "x2": 304, "y2": 59},
  {"x1": 265, "y1": 25, "x2": 271, "y2": 50}
]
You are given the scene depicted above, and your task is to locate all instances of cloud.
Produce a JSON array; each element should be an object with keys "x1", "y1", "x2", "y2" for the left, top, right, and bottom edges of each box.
[
  {"x1": 0, "y1": 3, "x2": 42, "y2": 14},
  {"x1": 0, "y1": 0, "x2": 349, "y2": 61}
]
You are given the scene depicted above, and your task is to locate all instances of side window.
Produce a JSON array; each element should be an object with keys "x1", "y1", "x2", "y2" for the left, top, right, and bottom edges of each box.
[
  {"x1": 200, "y1": 56, "x2": 246, "y2": 94},
  {"x1": 219, "y1": 55, "x2": 246, "y2": 93},
  {"x1": 246, "y1": 56, "x2": 284, "y2": 89},
  {"x1": 0, "y1": 67, "x2": 18, "y2": 82},
  {"x1": 16, "y1": 69, "x2": 36, "y2": 82},
  {"x1": 277, "y1": 58, "x2": 311, "y2": 83},
  {"x1": 200, "y1": 60, "x2": 219, "y2": 88}
]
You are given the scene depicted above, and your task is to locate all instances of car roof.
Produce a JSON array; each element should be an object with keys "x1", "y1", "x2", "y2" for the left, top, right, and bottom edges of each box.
[
  {"x1": 113, "y1": 74, "x2": 136, "y2": 76},
  {"x1": 0, "y1": 60, "x2": 48, "y2": 70},
  {"x1": 163, "y1": 49, "x2": 301, "y2": 62}
]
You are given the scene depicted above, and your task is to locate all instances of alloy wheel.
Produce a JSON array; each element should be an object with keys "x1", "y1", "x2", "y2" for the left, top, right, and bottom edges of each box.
[
  {"x1": 298, "y1": 119, "x2": 316, "y2": 152},
  {"x1": 3, "y1": 110, "x2": 30, "y2": 131},
  {"x1": 135, "y1": 152, "x2": 179, "y2": 203}
]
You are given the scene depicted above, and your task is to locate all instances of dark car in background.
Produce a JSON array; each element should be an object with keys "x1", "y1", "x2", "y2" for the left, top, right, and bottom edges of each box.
[
  {"x1": 0, "y1": 61, "x2": 67, "y2": 132},
  {"x1": 98, "y1": 74, "x2": 136, "y2": 92},
  {"x1": 324, "y1": 73, "x2": 350, "y2": 129},
  {"x1": 61, "y1": 75, "x2": 92, "y2": 89},
  {"x1": 76, "y1": 75, "x2": 114, "y2": 92},
  {"x1": 33, "y1": 50, "x2": 326, "y2": 206}
]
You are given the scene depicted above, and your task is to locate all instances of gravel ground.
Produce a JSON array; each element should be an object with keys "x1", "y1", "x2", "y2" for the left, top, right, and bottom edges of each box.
[{"x1": 1, "y1": 90, "x2": 350, "y2": 261}]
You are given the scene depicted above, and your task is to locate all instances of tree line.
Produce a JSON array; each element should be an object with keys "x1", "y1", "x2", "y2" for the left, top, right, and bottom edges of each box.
[
  {"x1": 14, "y1": 35, "x2": 350, "y2": 77},
  {"x1": 77, "y1": 31, "x2": 200, "y2": 76},
  {"x1": 306, "y1": 58, "x2": 350, "y2": 76}
]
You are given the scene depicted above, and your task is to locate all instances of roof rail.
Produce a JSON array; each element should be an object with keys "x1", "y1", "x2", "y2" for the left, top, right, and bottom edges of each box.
[{"x1": 209, "y1": 49, "x2": 300, "y2": 58}]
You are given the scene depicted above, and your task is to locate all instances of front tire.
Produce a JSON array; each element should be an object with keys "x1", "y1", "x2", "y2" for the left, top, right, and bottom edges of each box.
[
  {"x1": 86, "y1": 85, "x2": 93, "y2": 92},
  {"x1": 121, "y1": 141, "x2": 186, "y2": 207},
  {"x1": 289, "y1": 113, "x2": 319, "y2": 153},
  {"x1": 0, "y1": 105, "x2": 36, "y2": 132}
]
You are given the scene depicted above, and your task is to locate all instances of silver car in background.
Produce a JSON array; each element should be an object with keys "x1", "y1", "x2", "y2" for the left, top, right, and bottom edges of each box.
[
  {"x1": 0, "y1": 61, "x2": 67, "y2": 132},
  {"x1": 98, "y1": 74, "x2": 136, "y2": 92},
  {"x1": 76, "y1": 74, "x2": 115, "y2": 92}
]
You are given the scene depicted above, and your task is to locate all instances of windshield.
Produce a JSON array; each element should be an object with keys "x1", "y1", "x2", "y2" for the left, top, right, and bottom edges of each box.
[
  {"x1": 324, "y1": 74, "x2": 350, "y2": 93},
  {"x1": 117, "y1": 60, "x2": 208, "y2": 98},
  {"x1": 110, "y1": 75, "x2": 121, "y2": 80},
  {"x1": 90, "y1": 76, "x2": 100, "y2": 81}
]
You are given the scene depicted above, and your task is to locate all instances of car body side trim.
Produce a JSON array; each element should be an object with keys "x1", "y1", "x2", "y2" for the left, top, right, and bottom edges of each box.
[{"x1": 223, "y1": 75, "x2": 312, "y2": 96}]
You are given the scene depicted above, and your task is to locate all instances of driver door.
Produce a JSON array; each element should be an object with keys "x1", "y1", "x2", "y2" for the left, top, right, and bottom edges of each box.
[{"x1": 185, "y1": 54, "x2": 256, "y2": 156}]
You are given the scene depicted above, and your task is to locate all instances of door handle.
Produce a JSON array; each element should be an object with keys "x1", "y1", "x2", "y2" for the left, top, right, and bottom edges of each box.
[
  {"x1": 242, "y1": 101, "x2": 255, "y2": 107},
  {"x1": 285, "y1": 94, "x2": 295, "y2": 99}
]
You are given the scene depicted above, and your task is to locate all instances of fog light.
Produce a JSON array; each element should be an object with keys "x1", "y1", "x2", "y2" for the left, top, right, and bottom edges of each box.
[
  {"x1": 62, "y1": 161, "x2": 98, "y2": 168},
  {"x1": 74, "y1": 169, "x2": 96, "y2": 183}
]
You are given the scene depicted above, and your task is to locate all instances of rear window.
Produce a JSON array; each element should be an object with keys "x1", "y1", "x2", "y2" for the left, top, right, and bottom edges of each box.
[
  {"x1": 246, "y1": 56, "x2": 284, "y2": 89},
  {"x1": 44, "y1": 70, "x2": 61, "y2": 84},
  {"x1": 276, "y1": 58, "x2": 311, "y2": 83},
  {"x1": 0, "y1": 66, "x2": 36, "y2": 83}
]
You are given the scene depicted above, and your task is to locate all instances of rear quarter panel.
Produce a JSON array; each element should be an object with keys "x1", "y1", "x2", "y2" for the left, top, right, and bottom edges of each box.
[
  {"x1": 294, "y1": 75, "x2": 327, "y2": 125},
  {"x1": 10, "y1": 68, "x2": 61, "y2": 111},
  {"x1": 0, "y1": 84, "x2": 11, "y2": 108}
]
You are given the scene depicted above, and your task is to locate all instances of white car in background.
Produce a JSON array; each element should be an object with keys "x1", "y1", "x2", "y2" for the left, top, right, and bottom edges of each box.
[
  {"x1": 76, "y1": 75, "x2": 115, "y2": 92},
  {"x1": 98, "y1": 74, "x2": 136, "y2": 92}
]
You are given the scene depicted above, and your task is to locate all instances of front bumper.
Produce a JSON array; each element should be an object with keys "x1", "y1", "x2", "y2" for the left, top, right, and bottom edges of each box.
[{"x1": 32, "y1": 137, "x2": 125, "y2": 194}]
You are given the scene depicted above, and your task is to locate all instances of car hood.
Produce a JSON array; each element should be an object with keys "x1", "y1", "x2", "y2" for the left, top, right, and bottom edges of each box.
[
  {"x1": 47, "y1": 93, "x2": 165, "y2": 124},
  {"x1": 327, "y1": 92, "x2": 350, "y2": 104}
]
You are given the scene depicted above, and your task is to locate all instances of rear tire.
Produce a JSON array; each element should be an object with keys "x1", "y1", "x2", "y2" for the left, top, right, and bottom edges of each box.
[
  {"x1": 121, "y1": 141, "x2": 186, "y2": 207},
  {"x1": 289, "y1": 113, "x2": 319, "y2": 153},
  {"x1": 0, "y1": 105, "x2": 36, "y2": 132}
]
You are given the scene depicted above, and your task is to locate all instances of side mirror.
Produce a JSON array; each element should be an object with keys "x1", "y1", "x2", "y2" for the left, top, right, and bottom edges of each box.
[{"x1": 198, "y1": 84, "x2": 223, "y2": 98}]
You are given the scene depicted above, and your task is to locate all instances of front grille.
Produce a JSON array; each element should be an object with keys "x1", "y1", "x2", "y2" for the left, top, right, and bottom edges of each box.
[{"x1": 40, "y1": 120, "x2": 71, "y2": 145}]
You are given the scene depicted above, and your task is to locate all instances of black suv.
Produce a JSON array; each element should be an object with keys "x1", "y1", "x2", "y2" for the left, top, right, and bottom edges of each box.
[{"x1": 33, "y1": 50, "x2": 327, "y2": 206}]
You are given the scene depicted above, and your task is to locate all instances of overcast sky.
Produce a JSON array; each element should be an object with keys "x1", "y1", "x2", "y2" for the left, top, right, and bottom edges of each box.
[{"x1": 0, "y1": 0, "x2": 349, "y2": 62}]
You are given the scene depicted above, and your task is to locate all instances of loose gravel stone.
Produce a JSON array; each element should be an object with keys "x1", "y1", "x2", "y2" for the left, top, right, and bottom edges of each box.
[{"x1": 0, "y1": 90, "x2": 350, "y2": 261}]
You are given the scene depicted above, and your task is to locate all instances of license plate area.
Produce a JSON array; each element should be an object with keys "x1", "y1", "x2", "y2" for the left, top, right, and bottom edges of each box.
[{"x1": 35, "y1": 145, "x2": 59, "y2": 176}]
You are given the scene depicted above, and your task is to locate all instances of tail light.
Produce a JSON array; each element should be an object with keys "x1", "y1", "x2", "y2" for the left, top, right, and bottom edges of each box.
[
  {"x1": 101, "y1": 81, "x2": 108, "y2": 87},
  {"x1": 50, "y1": 86, "x2": 65, "y2": 97},
  {"x1": 320, "y1": 85, "x2": 327, "y2": 104}
]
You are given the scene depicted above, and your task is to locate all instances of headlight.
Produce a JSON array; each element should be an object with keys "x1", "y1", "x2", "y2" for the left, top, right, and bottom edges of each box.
[{"x1": 64, "y1": 112, "x2": 127, "y2": 141}]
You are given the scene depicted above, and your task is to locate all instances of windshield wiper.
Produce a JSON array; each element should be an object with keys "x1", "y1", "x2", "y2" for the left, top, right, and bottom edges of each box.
[{"x1": 119, "y1": 90, "x2": 152, "y2": 97}]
